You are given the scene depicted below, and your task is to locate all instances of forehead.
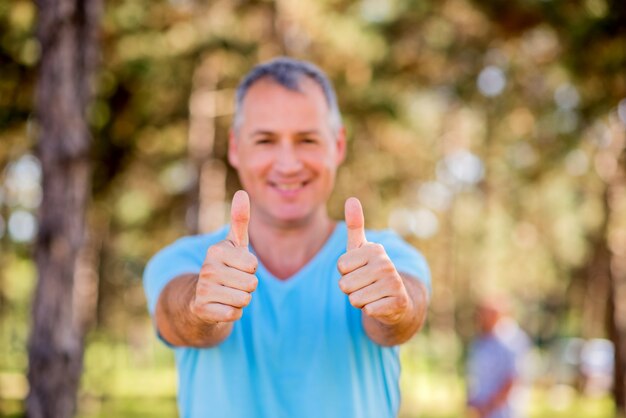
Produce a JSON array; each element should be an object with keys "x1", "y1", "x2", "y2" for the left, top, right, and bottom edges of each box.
[{"x1": 239, "y1": 77, "x2": 330, "y2": 132}]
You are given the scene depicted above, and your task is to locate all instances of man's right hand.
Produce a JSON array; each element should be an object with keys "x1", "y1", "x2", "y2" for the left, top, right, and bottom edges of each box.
[{"x1": 190, "y1": 190, "x2": 258, "y2": 324}]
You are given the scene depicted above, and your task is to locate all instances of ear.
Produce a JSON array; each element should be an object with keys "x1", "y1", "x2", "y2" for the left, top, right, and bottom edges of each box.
[
  {"x1": 335, "y1": 126, "x2": 347, "y2": 165},
  {"x1": 228, "y1": 128, "x2": 239, "y2": 168}
]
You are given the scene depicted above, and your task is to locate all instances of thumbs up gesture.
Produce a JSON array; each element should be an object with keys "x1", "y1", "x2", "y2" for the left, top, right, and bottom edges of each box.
[
  {"x1": 190, "y1": 190, "x2": 259, "y2": 324},
  {"x1": 338, "y1": 198, "x2": 413, "y2": 326}
]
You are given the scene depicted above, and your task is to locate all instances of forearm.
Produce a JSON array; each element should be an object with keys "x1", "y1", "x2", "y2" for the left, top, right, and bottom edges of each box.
[
  {"x1": 155, "y1": 273, "x2": 233, "y2": 348},
  {"x1": 363, "y1": 275, "x2": 429, "y2": 346}
]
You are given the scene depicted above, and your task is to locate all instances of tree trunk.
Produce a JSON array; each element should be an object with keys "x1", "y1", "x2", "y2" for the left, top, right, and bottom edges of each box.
[
  {"x1": 608, "y1": 170, "x2": 626, "y2": 416},
  {"x1": 26, "y1": 0, "x2": 101, "y2": 417},
  {"x1": 600, "y1": 117, "x2": 626, "y2": 416},
  {"x1": 187, "y1": 54, "x2": 227, "y2": 234}
]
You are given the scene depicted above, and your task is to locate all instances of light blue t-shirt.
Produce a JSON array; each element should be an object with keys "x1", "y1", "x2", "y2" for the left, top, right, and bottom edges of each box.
[{"x1": 143, "y1": 222, "x2": 430, "y2": 418}]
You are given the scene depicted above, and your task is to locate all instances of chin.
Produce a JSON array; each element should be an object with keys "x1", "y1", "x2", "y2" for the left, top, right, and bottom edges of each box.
[
  {"x1": 270, "y1": 207, "x2": 318, "y2": 226},
  {"x1": 273, "y1": 211, "x2": 309, "y2": 224}
]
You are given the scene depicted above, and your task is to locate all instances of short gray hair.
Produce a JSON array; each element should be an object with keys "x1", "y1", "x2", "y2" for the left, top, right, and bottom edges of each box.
[{"x1": 233, "y1": 57, "x2": 342, "y2": 135}]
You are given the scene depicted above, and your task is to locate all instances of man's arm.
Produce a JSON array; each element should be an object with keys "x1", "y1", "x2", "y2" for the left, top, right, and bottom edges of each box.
[
  {"x1": 156, "y1": 273, "x2": 235, "y2": 347},
  {"x1": 362, "y1": 274, "x2": 429, "y2": 346}
]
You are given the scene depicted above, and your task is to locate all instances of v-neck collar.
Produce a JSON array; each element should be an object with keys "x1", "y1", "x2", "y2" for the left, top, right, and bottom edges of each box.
[{"x1": 251, "y1": 222, "x2": 346, "y2": 290}]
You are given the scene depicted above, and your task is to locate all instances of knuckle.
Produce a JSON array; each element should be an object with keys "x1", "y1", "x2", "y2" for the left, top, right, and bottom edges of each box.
[
  {"x1": 377, "y1": 250, "x2": 391, "y2": 263},
  {"x1": 194, "y1": 282, "x2": 210, "y2": 298},
  {"x1": 338, "y1": 278, "x2": 349, "y2": 294},
  {"x1": 337, "y1": 257, "x2": 348, "y2": 274},
  {"x1": 227, "y1": 308, "x2": 243, "y2": 322},
  {"x1": 193, "y1": 303, "x2": 217, "y2": 323},
  {"x1": 220, "y1": 306, "x2": 234, "y2": 321},
  {"x1": 220, "y1": 307, "x2": 233, "y2": 321},
  {"x1": 241, "y1": 292, "x2": 252, "y2": 306},
  {"x1": 372, "y1": 243, "x2": 385, "y2": 254},
  {"x1": 374, "y1": 262, "x2": 387, "y2": 276},
  {"x1": 200, "y1": 262, "x2": 218, "y2": 281},
  {"x1": 377, "y1": 259, "x2": 395, "y2": 275},
  {"x1": 197, "y1": 273, "x2": 218, "y2": 289},
  {"x1": 207, "y1": 244, "x2": 224, "y2": 259},
  {"x1": 389, "y1": 276, "x2": 404, "y2": 292},
  {"x1": 348, "y1": 293, "x2": 361, "y2": 308},
  {"x1": 244, "y1": 275, "x2": 258, "y2": 292}
]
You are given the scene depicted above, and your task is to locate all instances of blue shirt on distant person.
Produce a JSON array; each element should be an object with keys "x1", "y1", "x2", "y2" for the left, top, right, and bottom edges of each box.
[
  {"x1": 144, "y1": 222, "x2": 430, "y2": 418},
  {"x1": 467, "y1": 334, "x2": 518, "y2": 418}
]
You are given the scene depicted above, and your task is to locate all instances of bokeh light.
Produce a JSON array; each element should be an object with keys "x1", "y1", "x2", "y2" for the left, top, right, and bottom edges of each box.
[
  {"x1": 418, "y1": 181, "x2": 453, "y2": 212},
  {"x1": 4, "y1": 154, "x2": 43, "y2": 209},
  {"x1": 388, "y1": 207, "x2": 439, "y2": 239},
  {"x1": 554, "y1": 84, "x2": 580, "y2": 110},
  {"x1": 564, "y1": 149, "x2": 589, "y2": 177},
  {"x1": 412, "y1": 208, "x2": 439, "y2": 239},
  {"x1": 477, "y1": 66, "x2": 506, "y2": 97},
  {"x1": 8, "y1": 210, "x2": 37, "y2": 243},
  {"x1": 159, "y1": 161, "x2": 196, "y2": 195},
  {"x1": 436, "y1": 150, "x2": 484, "y2": 190}
]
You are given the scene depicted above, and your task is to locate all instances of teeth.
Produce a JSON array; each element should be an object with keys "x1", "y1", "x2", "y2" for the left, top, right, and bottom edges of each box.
[{"x1": 275, "y1": 183, "x2": 303, "y2": 191}]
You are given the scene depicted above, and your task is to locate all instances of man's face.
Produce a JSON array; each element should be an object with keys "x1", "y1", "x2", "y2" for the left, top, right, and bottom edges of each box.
[{"x1": 228, "y1": 77, "x2": 346, "y2": 227}]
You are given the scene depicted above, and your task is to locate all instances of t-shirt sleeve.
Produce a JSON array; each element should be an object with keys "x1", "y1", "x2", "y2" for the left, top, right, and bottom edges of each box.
[
  {"x1": 142, "y1": 236, "x2": 207, "y2": 317},
  {"x1": 367, "y1": 229, "x2": 431, "y2": 295}
]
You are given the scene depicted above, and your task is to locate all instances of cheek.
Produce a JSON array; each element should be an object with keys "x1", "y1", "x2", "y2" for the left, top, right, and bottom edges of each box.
[
  {"x1": 238, "y1": 153, "x2": 273, "y2": 174},
  {"x1": 302, "y1": 150, "x2": 338, "y2": 172}
]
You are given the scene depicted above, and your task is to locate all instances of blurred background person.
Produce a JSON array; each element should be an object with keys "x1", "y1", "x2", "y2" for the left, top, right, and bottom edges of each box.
[{"x1": 466, "y1": 297, "x2": 531, "y2": 418}]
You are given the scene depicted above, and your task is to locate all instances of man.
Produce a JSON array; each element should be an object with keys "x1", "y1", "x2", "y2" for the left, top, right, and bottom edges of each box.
[
  {"x1": 466, "y1": 298, "x2": 530, "y2": 418},
  {"x1": 143, "y1": 57, "x2": 431, "y2": 418}
]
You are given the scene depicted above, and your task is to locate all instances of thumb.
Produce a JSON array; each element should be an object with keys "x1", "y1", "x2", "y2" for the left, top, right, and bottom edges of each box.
[
  {"x1": 227, "y1": 190, "x2": 250, "y2": 247},
  {"x1": 345, "y1": 197, "x2": 367, "y2": 251}
]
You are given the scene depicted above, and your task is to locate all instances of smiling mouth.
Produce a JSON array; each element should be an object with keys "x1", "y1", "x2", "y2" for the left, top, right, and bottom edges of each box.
[{"x1": 269, "y1": 181, "x2": 309, "y2": 191}]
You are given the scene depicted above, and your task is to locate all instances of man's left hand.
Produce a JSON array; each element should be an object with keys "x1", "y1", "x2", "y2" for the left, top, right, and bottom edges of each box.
[{"x1": 337, "y1": 197, "x2": 413, "y2": 325}]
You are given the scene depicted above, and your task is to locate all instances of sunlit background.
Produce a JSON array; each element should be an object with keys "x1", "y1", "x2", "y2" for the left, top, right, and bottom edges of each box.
[{"x1": 1, "y1": 0, "x2": 625, "y2": 417}]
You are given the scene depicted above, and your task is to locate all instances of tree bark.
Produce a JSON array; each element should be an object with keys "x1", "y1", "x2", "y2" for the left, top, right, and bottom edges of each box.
[
  {"x1": 608, "y1": 170, "x2": 626, "y2": 417},
  {"x1": 600, "y1": 118, "x2": 626, "y2": 417},
  {"x1": 187, "y1": 55, "x2": 225, "y2": 234},
  {"x1": 26, "y1": 0, "x2": 101, "y2": 417}
]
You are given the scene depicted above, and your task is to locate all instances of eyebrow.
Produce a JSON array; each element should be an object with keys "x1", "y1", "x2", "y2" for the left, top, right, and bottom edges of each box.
[
  {"x1": 250, "y1": 130, "x2": 322, "y2": 137},
  {"x1": 295, "y1": 130, "x2": 322, "y2": 136},
  {"x1": 250, "y1": 130, "x2": 276, "y2": 137}
]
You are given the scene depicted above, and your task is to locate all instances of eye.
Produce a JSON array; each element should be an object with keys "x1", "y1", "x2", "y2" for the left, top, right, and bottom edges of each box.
[
  {"x1": 300, "y1": 137, "x2": 318, "y2": 144},
  {"x1": 254, "y1": 137, "x2": 273, "y2": 145}
]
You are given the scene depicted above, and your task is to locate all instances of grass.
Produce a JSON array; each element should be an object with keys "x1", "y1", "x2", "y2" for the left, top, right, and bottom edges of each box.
[
  {"x1": 0, "y1": 365, "x2": 616, "y2": 418},
  {"x1": 79, "y1": 368, "x2": 613, "y2": 418}
]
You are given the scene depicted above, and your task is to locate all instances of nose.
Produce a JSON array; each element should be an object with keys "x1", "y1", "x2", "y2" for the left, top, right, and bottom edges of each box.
[{"x1": 275, "y1": 142, "x2": 303, "y2": 174}]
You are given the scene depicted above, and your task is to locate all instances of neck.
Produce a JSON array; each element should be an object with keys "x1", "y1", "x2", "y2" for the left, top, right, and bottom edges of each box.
[{"x1": 248, "y1": 209, "x2": 335, "y2": 280}]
